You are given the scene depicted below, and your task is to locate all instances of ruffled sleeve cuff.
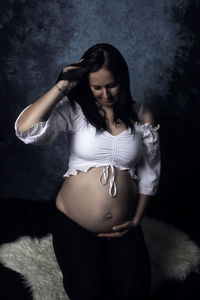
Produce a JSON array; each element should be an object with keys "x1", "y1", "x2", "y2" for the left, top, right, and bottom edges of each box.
[
  {"x1": 136, "y1": 123, "x2": 161, "y2": 196},
  {"x1": 14, "y1": 104, "x2": 57, "y2": 145}
]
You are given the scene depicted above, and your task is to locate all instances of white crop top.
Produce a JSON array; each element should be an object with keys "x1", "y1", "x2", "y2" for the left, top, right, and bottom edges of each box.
[{"x1": 14, "y1": 96, "x2": 161, "y2": 197}]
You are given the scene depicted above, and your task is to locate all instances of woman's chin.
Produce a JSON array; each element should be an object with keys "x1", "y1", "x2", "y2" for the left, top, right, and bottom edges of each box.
[{"x1": 95, "y1": 98, "x2": 118, "y2": 108}]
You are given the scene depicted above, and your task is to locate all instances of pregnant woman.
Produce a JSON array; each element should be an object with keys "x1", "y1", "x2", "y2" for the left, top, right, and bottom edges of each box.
[{"x1": 15, "y1": 43, "x2": 161, "y2": 300}]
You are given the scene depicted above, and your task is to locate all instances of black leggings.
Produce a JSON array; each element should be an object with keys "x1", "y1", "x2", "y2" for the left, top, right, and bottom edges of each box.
[{"x1": 51, "y1": 203, "x2": 152, "y2": 300}]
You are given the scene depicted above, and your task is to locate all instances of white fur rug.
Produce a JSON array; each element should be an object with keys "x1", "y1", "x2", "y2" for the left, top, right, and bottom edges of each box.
[{"x1": 0, "y1": 217, "x2": 199, "y2": 300}]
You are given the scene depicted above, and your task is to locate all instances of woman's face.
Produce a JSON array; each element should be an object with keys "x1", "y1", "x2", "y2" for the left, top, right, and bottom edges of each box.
[{"x1": 88, "y1": 68, "x2": 120, "y2": 108}]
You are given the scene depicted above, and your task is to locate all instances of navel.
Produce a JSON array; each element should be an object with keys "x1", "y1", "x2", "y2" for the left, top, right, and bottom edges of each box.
[{"x1": 106, "y1": 213, "x2": 112, "y2": 219}]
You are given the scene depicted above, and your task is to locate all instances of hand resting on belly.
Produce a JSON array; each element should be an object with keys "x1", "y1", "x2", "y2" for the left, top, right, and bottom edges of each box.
[{"x1": 56, "y1": 166, "x2": 138, "y2": 234}]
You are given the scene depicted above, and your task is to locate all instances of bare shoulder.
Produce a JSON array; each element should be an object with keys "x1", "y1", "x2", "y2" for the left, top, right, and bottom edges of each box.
[
  {"x1": 132, "y1": 102, "x2": 157, "y2": 127},
  {"x1": 132, "y1": 102, "x2": 141, "y2": 116},
  {"x1": 142, "y1": 106, "x2": 157, "y2": 126}
]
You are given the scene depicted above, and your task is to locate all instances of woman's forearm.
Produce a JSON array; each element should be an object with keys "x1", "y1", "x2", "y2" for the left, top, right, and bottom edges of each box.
[
  {"x1": 17, "y1": 80, "x2": 69, "y2": 133},
  {"x1": 132, "y1": 194, "x2": 151, "y2": 225}
]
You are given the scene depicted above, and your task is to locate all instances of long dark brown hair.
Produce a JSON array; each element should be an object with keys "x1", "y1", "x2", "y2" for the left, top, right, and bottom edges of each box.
[{"x1": 56, "y1": 43, "x2": 139, "y2": 135}]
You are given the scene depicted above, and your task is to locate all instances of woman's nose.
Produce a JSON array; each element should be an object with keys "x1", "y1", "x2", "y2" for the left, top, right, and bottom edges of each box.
[{"x1": 102, "y1": 88, "x2": 110, "y2": 99}]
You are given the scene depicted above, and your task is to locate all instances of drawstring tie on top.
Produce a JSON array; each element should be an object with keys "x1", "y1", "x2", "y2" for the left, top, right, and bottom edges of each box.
[{"x1": 99, "y1": 165, "x2": 117, "y2": 197}]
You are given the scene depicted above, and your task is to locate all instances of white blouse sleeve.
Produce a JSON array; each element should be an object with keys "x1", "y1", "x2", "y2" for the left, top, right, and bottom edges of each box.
[
  {"x1": 136, "y1": 123, "x2": 161, "y2": 196},
  {"x1": 14, "y1": 96, "x2": 76, "y2": 145}
]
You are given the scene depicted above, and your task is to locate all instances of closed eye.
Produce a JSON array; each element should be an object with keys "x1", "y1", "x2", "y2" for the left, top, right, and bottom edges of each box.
[{"x1": 107, "y1": 82, "x2": 117, "y2": 88}]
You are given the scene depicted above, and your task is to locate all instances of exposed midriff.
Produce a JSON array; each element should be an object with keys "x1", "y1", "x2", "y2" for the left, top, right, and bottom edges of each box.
[{"x1": 56, "y1": 166, "x2": 138, "y2": 233}]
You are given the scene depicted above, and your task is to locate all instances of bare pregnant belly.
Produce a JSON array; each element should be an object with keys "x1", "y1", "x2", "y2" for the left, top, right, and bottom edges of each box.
[{"x1": 56, "y1": 166, "x2": 138, "y2": 233}]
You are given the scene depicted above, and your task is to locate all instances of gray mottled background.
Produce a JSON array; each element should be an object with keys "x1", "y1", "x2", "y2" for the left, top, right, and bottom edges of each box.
[{"x1": 0, "y1": 0, "x2": 199, "y2": 218}]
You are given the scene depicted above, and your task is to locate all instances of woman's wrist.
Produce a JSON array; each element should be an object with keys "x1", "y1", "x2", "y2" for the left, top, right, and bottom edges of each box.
[
  {"x1": 55, "y1": 80, "x2": 70, "y2": 96},
  {"x1": 56, "y1": 80, "x2": 77, "y2": 96},
  {"x1": 55, "y1": 84, "x2": 65, "y2": 97},
  {"x1": 132, "y1": 216, "x2": 141, "y2": 225}
]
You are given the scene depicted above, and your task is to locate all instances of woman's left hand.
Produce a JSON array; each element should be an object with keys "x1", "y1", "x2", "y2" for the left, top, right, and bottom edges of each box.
[{"x1": 97, "y1": 219, "x2": 139, "y2": 239}]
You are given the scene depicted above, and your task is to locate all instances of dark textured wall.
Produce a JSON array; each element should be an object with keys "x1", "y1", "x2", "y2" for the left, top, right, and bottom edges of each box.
[{"x1": 1, "y1": 1, "x2": 199, "y2": 218}]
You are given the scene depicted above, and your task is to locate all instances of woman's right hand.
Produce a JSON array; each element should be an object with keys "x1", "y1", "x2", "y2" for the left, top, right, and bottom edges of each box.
[
  {"x1": 62, "y1": 58, "x2": 84, "y2": 73},
  {"x1": 56, "y1": 58, "x2": 84, "y2": 93}
]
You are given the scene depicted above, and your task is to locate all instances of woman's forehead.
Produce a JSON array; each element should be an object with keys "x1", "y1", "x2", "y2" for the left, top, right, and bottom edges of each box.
[{"x1": 89, "y1": 68, "x2": 115, "y2": 85}]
